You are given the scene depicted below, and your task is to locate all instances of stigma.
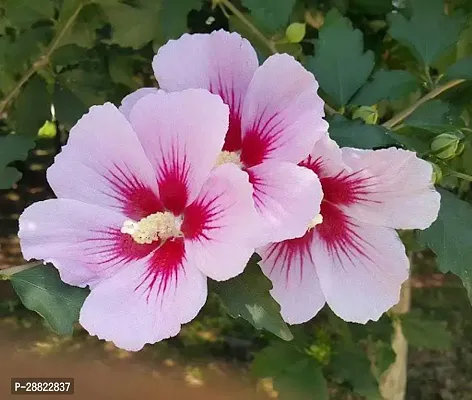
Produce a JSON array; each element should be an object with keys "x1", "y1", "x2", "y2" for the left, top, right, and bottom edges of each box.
[
  {"x1": 215, "y1": 151, "x2": 243, "y2": 168},
  {"x1": 307, "y1": 214, "x2": 323, "y2": 230},
  {"x1": 121, "y1": 212, "x2": 182, "y2": 244}
]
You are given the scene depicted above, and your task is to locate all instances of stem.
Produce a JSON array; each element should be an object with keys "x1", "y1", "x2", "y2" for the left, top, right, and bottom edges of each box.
[
  {"x1": 0, "y1": 261, "x2": 42, "y2": 279},
  {"x1": 382, "y1": 79, "x2": 465, "y2": 129},
  {"x1": 218, "y1": 0, "x2": 277, "y2": 54},
  {"x1": 447, "y1": 170, "x2": 472, "y2": 182},
  {"x1": 0, "y1": 3, "x2": 84, "y2": 115},
  {"x1": 218, "y1": 0, "x2": 337, "y2": 117}
]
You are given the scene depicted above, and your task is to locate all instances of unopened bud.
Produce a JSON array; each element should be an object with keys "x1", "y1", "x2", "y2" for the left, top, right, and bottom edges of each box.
[
  {"x1": 430, "y1": 133, "x2": 460, "y2": 160},
  {"x1": 429, "y1": 162, "x2": 442, "y2": 184},
  {"x1": 352, "y1": 105, "x2": 378, "y2": 125},
  {"x1": 38, "y1": 120, "x2": 57, "y2": 139},
  {"x1": 285, "y1": 23, "x2": 306, "y2": 43}
]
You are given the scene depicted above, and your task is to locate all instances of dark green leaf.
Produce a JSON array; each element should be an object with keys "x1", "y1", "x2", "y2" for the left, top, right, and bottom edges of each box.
[
  {"x1": 446, "y1": 56, "x2": 472, "y2": 80},
  {"x1": 419, "y1": 189, "x2": 472, "y2": 303},
  {"x1": 108, "y1": 52, "x2": 138, "y2": 89},
  {"x1": 4, "y1": 0, "x2": 54, "y2": 29},
  {"x1": 387, "y1": 0, "x2": 466, "y2": 66},
  {"x1": 101, "y1": 1, "x2": 161, "y2": 49},
  {"x1": 350, "y1": 0, "x2": 393, "y2": 15},
  {"x1": 252, "y1": 343, "x2": 328, "y2": 400},
  {"x1": 51, "y1": 44, "x2": 89, "y2": 68},
  {"x1": 0, "y1": 135, "x2": 36, "y2": 189},
  {"x1": 241, "y1": 0, "x2": 295, "y2": 32},
  {"x1": 212, "y1": 264, "x2": 293, "y2": 341},
  {"x1": 371, "y1": 341, "x2": 396, "y2": 378},
  {"x1": 11, "y1": 76, "x2": 51, "y2": 137},
  {"x1": 401, "y1": 310, "x2": 452, "y2": 349},
  {"x1": 329, "y1": 115, "x2": 397, "y2": 149},
  {"x1": 160, "y1": 0, "x2": 201, "y2": 39},
  {"x1": 330, "y1": 345, "x2": 381, "y2": 399},
  {"x1": 351, "y1": 70, "x2": 418, "y2": 105},
  {"x1": 307, "y1": 9, "x2": 374, "y2": 108},
  {"x1": 404, "y1": 100, "x2": 463, "y2": 132},
  {"x1": 10, "y1": 264, "x2": 89, "y2": 335}
]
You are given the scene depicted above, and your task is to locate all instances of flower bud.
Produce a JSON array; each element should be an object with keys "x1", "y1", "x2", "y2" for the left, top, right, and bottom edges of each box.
[
  {"x1": 352, "y1": 105, "x2": 379, "y2": 125},
  {"x1": 429, "y1": 162, "x2": 442, "y2": 184},
  {"x1": 285, "y1": 22, "x2": 306, "y2": 43},
  {"x1": 430, "y1": 133, "x2": 460, "y2": 160},
  {"x1": 38, "y1": 120, "x2": 57, "y2": 139}
]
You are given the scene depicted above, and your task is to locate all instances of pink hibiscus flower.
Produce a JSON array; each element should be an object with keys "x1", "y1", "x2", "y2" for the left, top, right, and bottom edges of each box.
[
  {"x1": 121, "y1": 29, "x2": 328, "y2": 244},
  {"x1": 259, "y1": 136, "x2": 440, "y2": 324},
  {"x1": 19, "y1": 89, "x2": 261, "y2": 351}
]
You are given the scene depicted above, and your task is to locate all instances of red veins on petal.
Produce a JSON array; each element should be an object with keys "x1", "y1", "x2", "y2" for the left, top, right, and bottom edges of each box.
[
  {"x1": 181, "y1": 193, "x2": 226, "y2": 241},
  {"x1": 223, "y1": 111, "x2": 243, "y2": 151},
  {"x1": 136, "y1": 238, "x2": 186, "y2": 302},
  {"x1": 157, "y1": 142, "x2": 190, "y2": 215},
  {"x1": 264, "y1": 229, "x2": 315, "y2": 286},
  {"x1": 104, "y1": 164, "x2": 163, "y2": 220}
]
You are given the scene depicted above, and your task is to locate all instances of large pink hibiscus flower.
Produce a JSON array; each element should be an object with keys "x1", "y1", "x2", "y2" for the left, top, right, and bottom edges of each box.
[
  {"x1": 19, "y1": 89, "x2": 261, "y2": 351},
  {"x1": 122, "y1": 29, "x2": 327, "y2": 244},
  {"x1": 259, "y1": 136, "x2": 440, "y2": 324}
]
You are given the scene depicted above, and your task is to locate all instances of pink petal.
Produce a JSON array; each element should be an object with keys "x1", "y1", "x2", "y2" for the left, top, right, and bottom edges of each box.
[
  {"x1": 341, "y1": 148, "x2": 440, "y2": 229},
  {"x1": 247, "y1": 161, "x2": 323, "y2": 244},
  {"x1": 47, "y1": 103, "x2": 162, "y2": 220},
  {"x1": 259, "y1": 230, "x2": 326, "y2": 324},
  {"x1": 240, "y1": 54, "x2": 327, "y2": 167},
  {"x1": 119, "y1": 87, "x2": 159, "y2": 120},
  {"x1": 182, "y1": 164, "x2": 259, "y2": 281},
  {"x1": 18, "y1": 199, "x2": 158, "y2": 288},
  {"x1": 129, "y1": 89, "x2": 229, "y2": 215},
  {"x1": 153, "y1": 30, "x2": 258, "y2": 151},
  {"x1": 313, "y1": 202, "x2": 409, "y2": 323},
  {"x1": 80, "y1": 239, "x2": 207, "y2": 351}
]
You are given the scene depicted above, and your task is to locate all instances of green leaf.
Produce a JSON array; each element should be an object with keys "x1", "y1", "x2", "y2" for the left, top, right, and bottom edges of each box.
[
  {"x1": 101, "y1": 1, "x2": 161, "y2": 49},
  {"x1": 10, "y1": 264, "x2": 89, "y2": 335},
  {"x1": 160, "y1": 0, "x2": 201, "y2": 39},
  {"x1": 108, "y1": 51, "x2": 138, "y2": 89},
  {"x1": 404, "y1": 100, "x2": 463, "y2": 133},
  {"x1": 387, "y1": 0, "x2": 466, "y2": 66},
  {"x1": 351, "y1": 70, "x2": 418, "y2": 105},
  {"x1": 4, "y1": 0, "x2": 54, "y2": 29},
  {"x1": 253, "y1": 343, "x2": 328, "y2": 400},
  {"x1": 212, "y1": 264, "x2": 293, "y2": 341},
  {"x1": 371, "y1": 341, "x2": 396, "y2": 378},
  {"x1": 307, "y1": 9, "x2": 374, "y2": 108},
  {"x1": 11, "y1": 76, "x2": 51, "y2": 137},
  {"x1": 350, "y1": 0, "x2": 393, "y2": 15},
  {"x1": 329, "y1": 115, "x2": 397, "y2": 149},
  {"x1": 241, "y1": 0, "x2": 295, "y2": 32},
  {"x1": 446, "y1": 56, "x2": 472, "y2": 80},
  {"x1": 401, "y1": 310, "x2": 452, "y2": 350},
  {"x1": 330, "y1": 345, "x2": 381, "y2": 399},
  {"x1": 419, "y1": 189, "x2": 472, "y2": 303},
  {"x1": 0, "y1": 135, "x2": 36, "y2": 189}
]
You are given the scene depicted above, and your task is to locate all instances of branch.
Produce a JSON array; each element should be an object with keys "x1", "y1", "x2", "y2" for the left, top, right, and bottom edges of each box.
[
  {"x1": 0, "y1": 3, "x2": 84, "y2": 115},
  {"x1": 382, "y1": 79, "x2": 465, "y2": 129},
  {"x1": 0, "y1": 261, "x2": 42, "y2": 279}
]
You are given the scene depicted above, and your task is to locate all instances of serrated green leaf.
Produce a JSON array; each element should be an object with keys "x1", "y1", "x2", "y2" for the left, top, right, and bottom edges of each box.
[
  {"x1": 4, "y1": 0, "x2": 54, "y2": 29},
  {"x1": 401, "y1": 310, "x2": 452, "y2": 349},
  {"x1": 387, "y1": 0, "x2": 466, "y2": 66},
  {"x1": 252, "y1": 343, "x2": 328, "y2": 400},
  {"x1": 10, "y1": 264, "x2": 89, "y2": 335},
  {"x1": 446, "y1": 56, "x2": 472, "y2": 80},
  {"x1": 160, "y1": 0, "x2": 201, "y2": 39},
  {"x1": 330, "y1": 345, "x2": 381, "y2": 400},
  {"x1": 241, "y1": 0, "x2": 295, "y2": 32},
  {"x1": 404, "y1": 100, "x2": 464, "y2": 132},
  {"x1": 307, "y1": 9, "x2": 374, "y2": 108},
  {"x1": 212, "y1": 264, "x2": 293, "y2": 341},
  {"x1": 329, "y1": 115, "x2": 397, "y2": 149},
  {"x1": 11, "y1": 75, "x2": 51, "y2": 137},
  {"x1": 101, "y1": 1, "x2": 161, "y2": 49},
  {"x1": 0, "y1": 135, "x2": 36, "y2": 189},
  {"x1": 419, "y1": 189, "x2": 472, "y2": 304},
  {"x1": 51, "y1": 44, "x2": 88, "y2": 67},
  {"x1": 351, "y1": 70, "x2": 418, "y2": 105}
]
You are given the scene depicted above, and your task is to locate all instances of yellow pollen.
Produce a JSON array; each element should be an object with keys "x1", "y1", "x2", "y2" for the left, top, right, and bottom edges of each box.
[
  {"x1": 215, "y1": 151, "x2": 243, "y2": 168},
  {"x1": 307, "y1": 214, "x2": 323, "y2": 230},
  {"x1": 120, "y1": 212, "x2": 182, "y2": 244}
]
